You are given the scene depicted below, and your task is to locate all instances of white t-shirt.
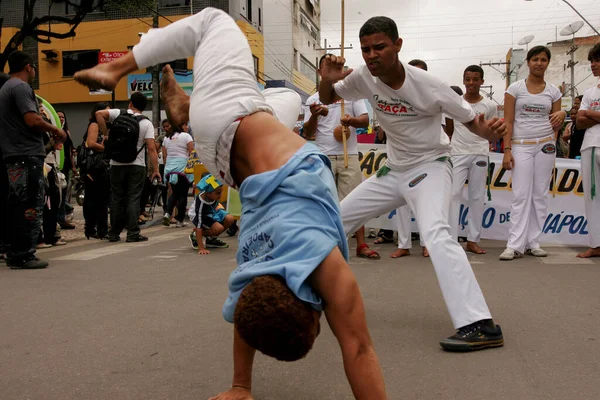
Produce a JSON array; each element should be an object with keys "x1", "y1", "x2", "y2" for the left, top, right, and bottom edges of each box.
[
  {"x1": 303, "y1": 94, "x2": 368, "y2": 155},
  {"x1": 334, "y1": 62, "x2": 476, "y2": 171},
  {"x1": 164, "y1": 132, "x2": 194, "y2": 158},
  {"x1": 580, "y1": 85, "x2": 600, "y2": 152},
  {"x1": 451, "y1": 97, "x2": 498, "y2": 155},
  {"x1": 108, "y1": 109, "x2": 155, "y2": 167},
  {"x1": 506, "y1": 79, "x2": 562, "y2": 140}
]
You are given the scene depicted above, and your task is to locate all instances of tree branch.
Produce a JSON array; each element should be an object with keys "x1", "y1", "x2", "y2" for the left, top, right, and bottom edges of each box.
[{"x1": 32, "y1": 29, "x2": 77, "y2": 40}]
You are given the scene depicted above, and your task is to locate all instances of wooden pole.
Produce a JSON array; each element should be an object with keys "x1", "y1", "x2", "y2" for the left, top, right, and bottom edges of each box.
[{"x1": 340, "y1": 0, "x2": 348, "y2": 168}]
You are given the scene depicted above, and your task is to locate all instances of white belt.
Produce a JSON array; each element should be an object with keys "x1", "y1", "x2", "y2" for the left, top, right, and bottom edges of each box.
[{"x1": 511, "y1": 136, "x2": 554, "y2": 145}]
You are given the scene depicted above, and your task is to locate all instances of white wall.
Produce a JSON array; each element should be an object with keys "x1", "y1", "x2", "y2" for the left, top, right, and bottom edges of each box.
[{"x1": 263, "y1": 0, "x2": 294, "y2": 81}]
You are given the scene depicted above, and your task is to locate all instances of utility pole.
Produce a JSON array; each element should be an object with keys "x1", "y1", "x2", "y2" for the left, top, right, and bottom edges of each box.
[
  {"x1": 480, "y1": 85, "x2": 494, "y2": 100},
  {"x1": 566, "y1": 43, "x2": 578, "y2": 99},
  {"x1": 151, "y1": 0, "x2": 161, "y2": 134}
]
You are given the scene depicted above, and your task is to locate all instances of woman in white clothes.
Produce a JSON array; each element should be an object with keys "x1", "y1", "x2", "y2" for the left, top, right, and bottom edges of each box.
[{"x1": 500, "y1": 46, "x2": 566, "y2": 260}]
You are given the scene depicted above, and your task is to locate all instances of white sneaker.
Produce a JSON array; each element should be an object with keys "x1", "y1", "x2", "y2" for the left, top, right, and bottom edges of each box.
[
  {"x1": 162, "y1": 214, "x2": 170, "y2": 227},
  {"x1": 499, "y1": 247, "x2": 522, "y2": 261},
  {"x1": 526, "y1": 248, "x2": 548, "y2": 257},
  {"x1": 176, "y1": 221, "x2": 187, "y2": 228}
]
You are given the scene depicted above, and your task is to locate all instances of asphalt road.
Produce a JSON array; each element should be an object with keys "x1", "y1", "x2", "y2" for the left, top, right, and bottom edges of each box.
[{"x1": 1, "y1": 227, "x2": 599, "y2": 400}]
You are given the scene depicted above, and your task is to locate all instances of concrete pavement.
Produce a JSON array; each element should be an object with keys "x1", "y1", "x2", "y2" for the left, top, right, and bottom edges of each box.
[{"x1": 1, "y1": 228, "x2": 599, "y2": 400}]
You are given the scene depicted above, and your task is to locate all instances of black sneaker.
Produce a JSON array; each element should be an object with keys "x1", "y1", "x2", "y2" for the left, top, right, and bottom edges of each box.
[
  {"x1": 226, "y1": 221, "x2": 239, "y2": 237},
  {"x1": 189, "y1": 231, "x2": 198, "y2": 250},
  {"x1": 108, "y1": 236, "x2": 121, "y2": 243},
  {"x1": 205, "y1": 237, "x2": 229, "y2": 248},
  {"x1": 8, "y1": 257, "x2": 49, "y2": 270},
  {"x1": 440, "y1": 320, "x2": 504, "y2": 352},
  {"x1": 126, "y1": 234, "x2": 149, "y2": 243}
]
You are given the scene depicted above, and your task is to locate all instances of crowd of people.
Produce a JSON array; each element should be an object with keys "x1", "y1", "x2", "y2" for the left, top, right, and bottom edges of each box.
[{"x1": 2, "y1": 7, "x2": 599, "y2": 399}]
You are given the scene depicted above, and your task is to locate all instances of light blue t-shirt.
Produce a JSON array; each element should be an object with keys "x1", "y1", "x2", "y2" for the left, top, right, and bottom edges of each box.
[{"x1": 222, "y1": 143, "x2": 349, "y2": 323}]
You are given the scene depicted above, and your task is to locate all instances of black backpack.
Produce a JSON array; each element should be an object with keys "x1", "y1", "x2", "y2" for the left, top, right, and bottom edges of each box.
[{"x1": 105, "y1": 110, "x2": 148, "y2": 163}]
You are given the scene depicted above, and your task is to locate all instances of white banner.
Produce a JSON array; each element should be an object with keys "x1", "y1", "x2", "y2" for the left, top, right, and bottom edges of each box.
[{"x1": 358, "y1": 144, "x2": 589, "y2": 246}]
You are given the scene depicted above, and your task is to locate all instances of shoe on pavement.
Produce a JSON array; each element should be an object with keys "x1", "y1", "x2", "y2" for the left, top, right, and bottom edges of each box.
[
  {"x1": 126, "y1": 234, "x2": 149, "y2": 243},
  {"x1": 176, "y1": 221, "x2": 187, "y2": 228},
  {"x1": 52, "y1": 240, "x2": 67, "y2": 247},
  {"x1": 205, "y1": 237, "x2": 229, "y2": 249},
  {"x1": 36, "y1": 243, "x2": 52, "y2": 249},
  {"x1": 189, "y1": 231, "x2": 198, "y2": 250},
  {"x1": 8, "y1": 257, "x2": 49, "y2": 270},
  {"x1": 162, "y1": 214, "x2": 171, "y2": 227},
  {"x1": 440, "y1": 319, "x2": 504, "y2": 352},
  {"x1": 108, "y1": 236, "x2": 121, "y2": 243},
  {"x1": 526, "y1": 248, "x2": 547, "y2": 257},
  {"x1": 59, "y1": 221, "x2": 76, "y2": 230},
  {"x1": 499, "y1": 247, "x2": 522, "y2": 261}
]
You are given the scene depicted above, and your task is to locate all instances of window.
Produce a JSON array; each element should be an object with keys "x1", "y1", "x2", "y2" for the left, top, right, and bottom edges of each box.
[
  {"x1": 258, "y1": 7, "x2": 262, "y2": 27},
  {"x1": 253, "y1": 55, "x2": 259, "y2": 80},
  {"x1": 65, "y1": 0, "x2": 102, "y2": 14},
  {"x1": 62, "y1": 50, "x2": 100, "y2": 77},
  {"x1": 247, "y1": 0, "x2": 253, "y2": 22},
  {"x1": 159, "y1": 0, "x2": 190, "y2": 7},
  {"x1": 300, "y1": 55, "x2": 316, "y2": 83}
]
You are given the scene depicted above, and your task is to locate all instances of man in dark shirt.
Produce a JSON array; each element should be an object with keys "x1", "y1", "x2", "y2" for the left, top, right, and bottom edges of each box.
[
  {"x1": 0, "y1": 51, "x2": 66, "y2": 269},
  {"x1": 568, "y1": 95, "x2": 586, "y2": 159},
  {"x1": 0, "y1": 72, "x2": 10, "y2": 262}
]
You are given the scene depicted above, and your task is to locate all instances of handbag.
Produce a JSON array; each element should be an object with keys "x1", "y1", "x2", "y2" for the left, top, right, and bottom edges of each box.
[{"x1": 85, "y1": 149, "x2": 108, "y2": 173}]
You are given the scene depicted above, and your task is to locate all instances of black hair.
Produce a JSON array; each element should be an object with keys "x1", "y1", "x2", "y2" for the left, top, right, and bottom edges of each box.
[
  {"x1": 56, "y1": 110, "x2": 69, "y2": 131},
  {"x1": 450, "y1": 86, "x2": 464, "y2": 96},
  {"x1": 408, "y1": 59, "x2": 428, "y2": 71},
  {"x1": 359, "y1": 16, "x2": 399, "y2": 42},
  {"x1": 130, "y1": 91, "x2": 148, "y2": 112},
  {"x1": 526, "y1": 45, "x2": 551, "y2": 62},
  {"x1": 463, "y1": 65, "x2": 484, "y2": 79},
  {"x1": 161, "y1": 119, "x2": 170, "y2": 125},
  {"x1": 8, "y1": 51, "x2": 34, "y2": 74},
  {"x1": 576, "y1": 95, "x2": 583, "y2": 101},
  {"x1": 588, "y1": 43, "x2": 600, "y2": 62},
  {"x1": 89, "y1": 102, "x2": 110, "y2": 123}
]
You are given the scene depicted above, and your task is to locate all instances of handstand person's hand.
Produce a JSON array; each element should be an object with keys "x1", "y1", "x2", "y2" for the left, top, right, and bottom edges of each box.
[
  {"x1": 198, "y1": 248, "x2": 211, "y2": 255},
  {"x1": 208, "y1": 387, "x2": 253, "y2": 400}
]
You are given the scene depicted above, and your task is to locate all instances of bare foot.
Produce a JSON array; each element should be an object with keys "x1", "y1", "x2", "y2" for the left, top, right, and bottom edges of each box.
[
  {"x1": 576, "y1": 247, "x2": 600, "y2": 258},
  {"x1": 160, "y1": 65, "x2": 190, "y2": 127},
  {"x1": 74, "y1": 63, "x2": 120, "y2": 91},
  {"x1": 466, "y1": 241, "x2": 487, "y2": 254},
  {"x1": 422, "y1": 247, "x2": 429, "y2": 258},
  {"x1": 390, "y1": 249, "x2": 410, "y2": 258}
]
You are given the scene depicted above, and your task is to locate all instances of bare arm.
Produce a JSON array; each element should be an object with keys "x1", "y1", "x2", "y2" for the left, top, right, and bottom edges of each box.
[
  {"x1": 578, "y1": 109, "x2": 600, "y2": 128},
  {"x1": 303, "y1": 112, "x2": 320, "y2": 141},
  {"x1": 23, "y1": 112, "x2": 65, "y2": 140},
  {"x1": 95, "y1": 110, "x2": 110, "y2": 137},
  {"x1": 501, "y1": 93, "x2": 516, "y2": 170},
  {"x1": 162, "y1": 145, "x2": 168, "y2": 165},
  {"x1": 86, "y1": 123, "x2": 104, "y2": 152},
  {"x1": 186, "y1": 140, "x2": 195, "y2": 155},
  {"x1": 376, "y1": 127, "x2": 385, "y2": 143},
  {"x1": 346, "y1": 113, "x2": 369, "y2": 129},
  {"x1": 310, "y1": 248, "x2": 387, "y2": 399},
  {"x1": 562, "y1": 123, "x2": 572, "y2": 142},
  {"x1": 146, "y1": 139, "x2": 160, "y2": 180},
  {"x1": 319, "y1": 79, "x2": 343, "y2": 105},
  {"x1": 318, "y1": 55, "x2": 353, "y2": 105},
  {"x1": 444, "y1": 118, "x2": 454, "y2": 137}
]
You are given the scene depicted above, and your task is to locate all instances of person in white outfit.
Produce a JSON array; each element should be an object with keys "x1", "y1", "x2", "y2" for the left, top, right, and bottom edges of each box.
[
  {"x1": 449, "y1": 65, "x2": 498, "y2": 255},
  {"x1": 304, "y1": 55, "x2": 380, "y2": 260},
  {"x1": 500, "y1": 46, "x2": 566, "y2": 261},
  {"x1": 73, "y1": 8, "x2": 388, "y2": 398},
  {"x1": 320, "y1": 16, "x2": 505, "y2": 351},
  {"x1": 575, "y1": 43, "x2": 600, "y2": 259}
]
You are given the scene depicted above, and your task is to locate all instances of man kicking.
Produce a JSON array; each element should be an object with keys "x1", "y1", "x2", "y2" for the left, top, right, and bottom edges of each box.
[
  {"x1": 74, "y1": 8, "x2": 387, "y2": 399},
  {"x1": 319, "y1": 16, "x2": 506, "y2": 351},
  {"x1": 448, "y1": 65, "x2": 498, "y2": 255}
]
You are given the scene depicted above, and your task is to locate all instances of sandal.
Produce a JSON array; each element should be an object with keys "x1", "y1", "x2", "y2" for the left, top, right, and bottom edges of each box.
[
  {"x1": 357, "y1": 244, "x2": 381, "y2": 260},
  {"x1": 373, "y1": 236, "x2": 394, "y2": 244}
]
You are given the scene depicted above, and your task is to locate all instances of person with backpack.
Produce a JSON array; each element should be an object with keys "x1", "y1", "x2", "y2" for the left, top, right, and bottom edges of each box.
[
  {"x1": 80, "y1": 102, "x2": 111, "y2": 239},
  {"x1": 94, "y1": 92, "x2": 160, "y2": 242}
]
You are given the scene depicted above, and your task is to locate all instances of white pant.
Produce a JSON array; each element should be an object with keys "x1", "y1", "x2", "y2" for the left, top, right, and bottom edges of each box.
[
  {"x1": 581, "y1": 147, "x2": 600, "y2": 248},
  {"x1": 449, "y1": 154, "x2": 488, "y2": 242},
  {"x1": 131, "y1": 8, "x2": 300, "y2": 187},
  {"x1": 507, "y1": 141, "x2": 556, "y2": 253},
  {"x1": 396, "y1": 205, "x2": 424, "y2": 249},
  {"x1": 341, "y1": 160, "x2": 492, "y2": 328}
]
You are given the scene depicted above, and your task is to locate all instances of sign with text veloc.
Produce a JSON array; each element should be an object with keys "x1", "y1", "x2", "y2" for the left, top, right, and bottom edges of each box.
[{"x1": 89, "y1": 51, "x2": 128, "y2": 95}]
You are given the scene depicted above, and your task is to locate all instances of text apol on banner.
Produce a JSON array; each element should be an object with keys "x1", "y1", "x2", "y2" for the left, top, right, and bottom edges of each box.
[{"x1": 357, "y1": 144, "x2": 589, "y2": 246}]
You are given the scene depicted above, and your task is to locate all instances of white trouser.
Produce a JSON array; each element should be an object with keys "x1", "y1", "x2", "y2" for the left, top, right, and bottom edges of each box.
[
  {"x1": 131, "y1": 8, "x2": 300, "y2": 187},
  {"x1": 396, "y1": 205, "x2": 424, "y2": 249},
  {"x1": 341, "y1": 160, "x2": 492, "y2": 328},
  {"x1": 581, "y1": 147, "x2": 600, "y2": 248},
  {"x1": 449, "y1": 154, "x2": 488, "y2": 242},
  {"x1": 507, "y1": 141, "x2": 556, "y2": 253}
]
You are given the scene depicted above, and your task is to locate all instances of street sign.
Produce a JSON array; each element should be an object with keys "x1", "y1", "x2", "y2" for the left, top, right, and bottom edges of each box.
[{"x1": 98, "y1": 51, "x2": 128, "y2": 64}]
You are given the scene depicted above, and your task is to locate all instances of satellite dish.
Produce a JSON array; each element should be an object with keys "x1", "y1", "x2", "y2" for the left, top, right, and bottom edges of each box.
[
  {"x1": 560, "y1": 21, "x2": 584, "y2": 37},
  {"x1": 518, "y1": 35, "x2": 535, "y2": 46}
]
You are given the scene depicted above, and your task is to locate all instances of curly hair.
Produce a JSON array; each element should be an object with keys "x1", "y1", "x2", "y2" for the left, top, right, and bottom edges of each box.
[{"x1": 234, "y1": 275, "x2": 321, "y2": 362}]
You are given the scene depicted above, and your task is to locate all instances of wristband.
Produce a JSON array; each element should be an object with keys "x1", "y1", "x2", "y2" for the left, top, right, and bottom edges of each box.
[{"x1": 504, "y1": 147, "x2": 512, "y2": 150}]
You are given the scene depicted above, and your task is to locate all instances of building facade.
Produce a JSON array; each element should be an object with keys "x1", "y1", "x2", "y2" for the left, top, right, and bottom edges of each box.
[
  {"x1": 0, "y1": 0, "x2": 265, "y2": 141},
  {"x1": 263, "y1": 0, "x2": 322, "y2": 104}
]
